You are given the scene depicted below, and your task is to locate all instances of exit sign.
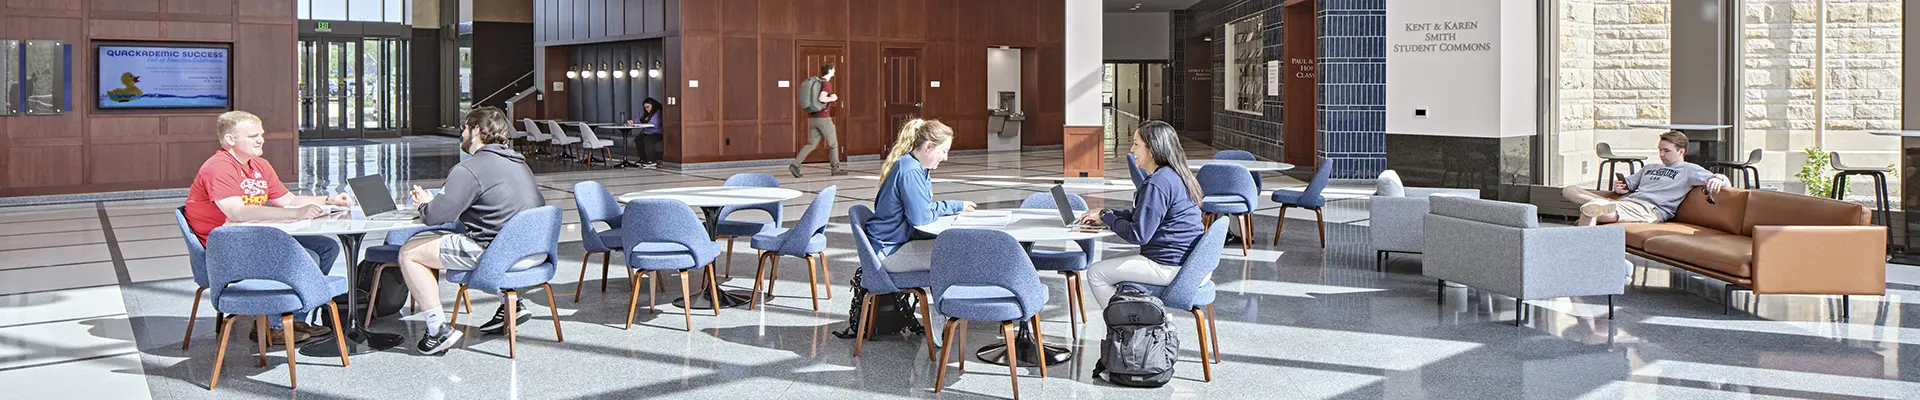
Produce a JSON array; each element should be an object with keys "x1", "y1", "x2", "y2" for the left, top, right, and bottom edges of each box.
[{"x1": 315, "y1": 22, "x2": 332, "y2": 32}]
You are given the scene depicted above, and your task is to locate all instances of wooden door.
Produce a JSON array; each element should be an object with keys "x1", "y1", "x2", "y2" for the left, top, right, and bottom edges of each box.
[
  {"x1": 798, "y1": 45, "x2": 847, "y2": 164},
  {"x1": 1184, "y1": 36, "x2": 1214, "y2": 135},
  {"x1": 883, "y1": 47, "x2": 923, "y2": 149},
  {"x1": 1282, "y1": 2, "x2": 1319, "y2": 165}
]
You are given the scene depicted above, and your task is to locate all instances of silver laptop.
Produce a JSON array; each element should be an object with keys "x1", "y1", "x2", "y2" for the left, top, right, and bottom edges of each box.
[
  {"x1": 347, "y1": 174, "x2": 419, "y2": 220},
  {"x1": 1050, "y1": 185, "x2": 1103, "y2": 230}
]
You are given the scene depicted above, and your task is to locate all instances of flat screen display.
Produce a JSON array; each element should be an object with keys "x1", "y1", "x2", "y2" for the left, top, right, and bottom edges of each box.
[{"x1": 96, "y1": 45, "x2": 230, "y2": 109}]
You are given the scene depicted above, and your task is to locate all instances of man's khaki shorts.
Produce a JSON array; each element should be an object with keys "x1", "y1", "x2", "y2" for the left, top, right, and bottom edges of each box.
[{"x1": 1607, "y1": 199, "x2": 1661, "y2": 223}]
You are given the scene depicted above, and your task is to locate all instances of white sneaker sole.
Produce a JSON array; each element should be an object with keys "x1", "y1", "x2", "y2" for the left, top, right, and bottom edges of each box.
[
  {"x1": 420, "y1": 330, "x2": 463, "y2": 355},
  {"x1": 1580, "y1": 201, "x2": 1618, "y2": 218}
]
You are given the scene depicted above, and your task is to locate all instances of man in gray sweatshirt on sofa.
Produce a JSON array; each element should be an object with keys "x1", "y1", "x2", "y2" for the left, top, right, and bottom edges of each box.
[
  {"x1": 1561, "y1": 131, "x2": 1731, "y2": 227},
  {"x1": 396, "y1": 106, "x2": 546, "y2": 355}
]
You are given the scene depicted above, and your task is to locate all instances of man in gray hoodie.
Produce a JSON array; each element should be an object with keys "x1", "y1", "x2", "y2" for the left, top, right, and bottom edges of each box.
[
  {"x1": 1562, "y1": 131, "x2": 1730, "y2": 226},
  {"x1": 396, "y1": 106, "x2": 545, "y2": 355}
]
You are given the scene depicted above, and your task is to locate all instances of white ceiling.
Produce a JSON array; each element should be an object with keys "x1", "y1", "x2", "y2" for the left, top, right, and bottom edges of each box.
[{"x1": 1103, "y1": 0, "x2": 1201, "y2": 13}]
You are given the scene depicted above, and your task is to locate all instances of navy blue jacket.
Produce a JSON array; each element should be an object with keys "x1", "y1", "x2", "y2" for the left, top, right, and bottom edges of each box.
[{"x1": 1102, "y1": 167, "x2": 1203, "y2": 266}]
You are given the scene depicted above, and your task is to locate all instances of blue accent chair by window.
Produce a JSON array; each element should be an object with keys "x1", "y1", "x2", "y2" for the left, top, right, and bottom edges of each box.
[
  {"x1": 203, "y1": 226, "x2": 352, "y2": 390},
  {"x1": 1198, "y1": 163, "x2": 1259, "y2": 256},
  {"x1": 748, "y1": 186, "x2": 838, "y2": 311},
  {"x1": 848, "y1": 205, "x2": 937, "y2": 359},
  {"x1": 1117, "y1": 216, "x2": 1232, "y2": 382},
  {"x1": 1271, "y1": 158, "x2": 1333, "y2": 247},
  {"x1": 571, "y1": 180, "x2": 626, "y2": 302},
  {"x1": 929, "y1": 229, "x2": 1050, "y2": 398},
  {"x1": 715, "y1": 173, "x2": 783, "y2": 278},
  {"x1": 1213, "y1": 149, "x2": 1264, "y2": 190},
  {"x1": 443, "y1": 206, "x2": 565, "y2": 359},
  {"x1": 621, "y1": 199, "x2": 724, "y2": 331},
  {"x1": 1018, "y1": 192, "x2": 1092, "y2": 334}
]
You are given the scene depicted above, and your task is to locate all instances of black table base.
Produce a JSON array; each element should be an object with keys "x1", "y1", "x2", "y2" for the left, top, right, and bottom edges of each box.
[
  {"x1": 975, "y1": 323, "x2": 1071, "y2": 366},
  {"x1": 301, "y1": 233, "x2": 403, "y2": 357},
  {"x1": 672, "y1": 207, "x2": 752, "y2": 309}
]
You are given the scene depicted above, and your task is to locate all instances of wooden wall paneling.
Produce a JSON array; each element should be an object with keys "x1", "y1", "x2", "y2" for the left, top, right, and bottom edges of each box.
[
  {"x1": 541, "y1": 48, "x2": 572, "y2": 122},
  {"x1": 956, "y1": 1, "x2": 985, "y2": 43},
  {"x1": 679, "y1": 0, "x2": 720, "y2": 35},
  {"x1": 757, "y1": 0, "x2": 794, "y2": 36},
  {"x1": 661, "y1": 36, "x2": 682, "y2": 161},
  {"x1": 606, "y1": 0, "x2": 625, "y2": 36},
  {"x1": 166, "y1": 0, "x2": 234, "y2": 17},
  {"x1": 236, "y1": 23, "x2": 297, "y2": 180},
  {"x1": 952, "y1": 45, "x2": 987, "y2": 150},
  {"x1": 721, "y1": 123, "x2": 758, "y2": 157},
  {"x1": 235, "y1": 0, "x2": 295, "y2": 24},
  {"x1": 0, "y1": 117, "x2": 6, "y2": 182},
  {"x1": 93, "y1": 0, "x2": 160, "y2": 13},
  {"x1": 90, "y1": 144, "x2": 167, "y2": 184},
  {"x1": 166, "y1": 142, "x2": 213, "y2": 181},
  {"x1": 163, "y1": 21, "x2": 235, "y2": 41},
  {"x1": 90, "y1": 19, "x2": 163, "y2": 39},
  {"x1": 87, "y1": 117, "x2": 162, "y2": 145},
  {"x1": 760, "y1": 38, "x2": 796, "y2": 153},
  {"x1": 846, "y1": 41, "x2": 880, "y2": 155},
  {"x1": 924, "y1": 0, "x2": 956, "y2": 42},
  {"x1": 847, "y1": 0, "x2": 879, "y2": 39},
  {"x1": 10, "y1": 0, "x2": 83, "y2": 12},
  {"x1": 1037, "y1": 0, "x2": 1064, "y2": 45},
  {"x1": 880, "y1": 0, "x2": 924, "y2": 42},
  {"x1": 794, "y1": 0, "x2": 846, "y2": 39},
  {"x1": 1062, "y1": 126, "x2": 1104, "y2": 177},
  {"x1": 9, "y1": 147, "x2": 85, "y2": 188},
  {"x1": 680, "y1": 36, "x2": 722, "y2": 124},
  {"x1": 722, "y1": 0, "x2": 758, "y2": 37},
  {"x1": 1025, "y1": 46, "x2": 1064, "y2": 147},
  {"x1": 721, "y1": 37, "x2": 759, "y2": 122}
]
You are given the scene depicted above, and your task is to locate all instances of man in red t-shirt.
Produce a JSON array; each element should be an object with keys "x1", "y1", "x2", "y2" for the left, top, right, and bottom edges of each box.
[
  {"x1": 184, "y1": 111, "x2": 353, "y2": 345},
  {"x1": 791, "y1": 61, "x2": 845, "y2": 178}
]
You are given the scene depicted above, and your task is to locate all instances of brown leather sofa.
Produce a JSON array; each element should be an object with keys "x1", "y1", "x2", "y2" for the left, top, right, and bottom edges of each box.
[{"x1": 1602, "y1": 187, "x2": 1885, "y2": 311}]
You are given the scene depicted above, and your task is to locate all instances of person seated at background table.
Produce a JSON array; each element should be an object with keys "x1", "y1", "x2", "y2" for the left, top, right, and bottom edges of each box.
[
  {"x1": 1076, "y1": 121, "x2": 1205, "y2": 307},
  {"x1": 635, "y1": 97, "x2": 665, "y2": 169},
  {"x1": 395, "y1": 106, "x2": 546, "y2": 355},
  {"x1": 867, "y1": 118, "x2": 978, "y2": 272},
  {"x1": 1560, "y1": 130, "x2": 1730, "y2": 227},
  {"x1": 184, "y1": 110, "x2": 353, "y2": 345}
]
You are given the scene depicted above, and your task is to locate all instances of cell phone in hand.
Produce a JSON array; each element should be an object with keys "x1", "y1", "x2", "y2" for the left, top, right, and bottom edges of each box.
[{"x1": 1614, "y1": 173, "x2": 1630, "y2": 190}]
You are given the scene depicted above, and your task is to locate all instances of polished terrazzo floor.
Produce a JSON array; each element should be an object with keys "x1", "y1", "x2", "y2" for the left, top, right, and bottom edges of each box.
[{"x1": 5, "y1": 136, "x2": 1920, "y2": 399}]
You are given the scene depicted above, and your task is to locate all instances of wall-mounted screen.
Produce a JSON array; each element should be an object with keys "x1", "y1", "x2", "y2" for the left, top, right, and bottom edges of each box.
[{"x1": 96, "y1": 45, "x2": 230, "y2": 109}]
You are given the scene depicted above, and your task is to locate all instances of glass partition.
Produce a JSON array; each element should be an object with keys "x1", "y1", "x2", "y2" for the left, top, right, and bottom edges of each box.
[
  {"x1": 23, "y1": 40, "x2": 67, "y2": 115},
  {"x1": 0, "y1": 40, "x2": 17, "y2": 115}
]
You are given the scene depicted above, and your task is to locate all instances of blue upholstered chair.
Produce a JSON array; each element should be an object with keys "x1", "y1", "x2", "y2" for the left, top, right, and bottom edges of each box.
[
  {"x1": 929, "y1": 229, "x2": 1050, "y2": 398},
  {"x1": 443, "y1": 206, "x2": 565, "y2": 359},
  {"x1": 571, "y1": 181, "x2": 626, "y2": 302},
  {"x1": 621, "y1": 199, "x2": 724, "y2": 331},
  {"x1": 1117, "y1": 217, "x2": 1231, "y2": 382},
  {"x1": 848, "y1": 205, "x2": 937, "y2": 359},
  {"x1": 1126, "y1": 153, "x2": 1147, "y2": 190},
  {"x1": 1213, "y1": 149, "x2": 1264, "y2": 190},
  {"x1": 1270, "y1": 158, "x2": 1333, "y2": 247},
  {"x1": 203, "y1": 226, "x2": 351, "y2": 390},
  {"x1": 1198, "y1": 163, "x2": 1259, "y2": 255},
  {"x1": 715, "y1": 173, "x2": 783, "y2": 278},
  {"x1": 173, "y1": 207, "x2": 216, "y2": 351},
  {"x1": 360, "y1": 220, "x2": 467, "y2": 326},
  {"x1": 748, "y1": 186, "x2": 838, "y2": 311},
  {"x1": 1018, "y1": 192, "x2": 1092, "y2": 332}
]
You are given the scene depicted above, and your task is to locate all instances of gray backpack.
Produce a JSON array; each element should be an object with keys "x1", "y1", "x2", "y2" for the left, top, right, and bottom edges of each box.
[
  {"x1": 798, "y1": 77, "x2": 826, "y2": 113},
  {"x1": 1094, "y1": 286, "x2": 1178, "y2": 387}
]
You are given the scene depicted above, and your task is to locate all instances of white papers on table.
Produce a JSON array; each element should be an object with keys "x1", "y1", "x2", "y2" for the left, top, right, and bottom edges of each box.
[{"x1": 953, "y1": 211, "x2": 1012, "y2": 228}]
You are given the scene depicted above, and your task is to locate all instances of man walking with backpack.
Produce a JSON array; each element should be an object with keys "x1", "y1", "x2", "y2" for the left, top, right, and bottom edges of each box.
[{"x1": 793, "y1": 62, "x2": 845, "y2": 177}]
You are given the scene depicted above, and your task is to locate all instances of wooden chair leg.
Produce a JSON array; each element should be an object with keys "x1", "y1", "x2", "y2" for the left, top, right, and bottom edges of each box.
[
  {"x1": 184, "y1": 286, "x2": 207, "y2": 350},
  {"x1": 505, "y1": 291, "x2": 519, "y2": 359},
  {"x1": 208, "y1": 315, "x2": 238, "y2": 390},
  {"x1": 1072, "y1": 273, "x2": 1088, "y2": 325},
  {"x1": 678, "y1": 271, "x2": 693, "y2": 331},
  {"x1": 818, "y1": 252, "x2": 833, "y2": 300},
  {"x1": 1192, "y1": 308, "x2": 1213, "y2": 382},
  {"x1": 538, "y1": 283, "x2": 564, "y2": 342},
  {"x1": 326, "y1": 301, "x2": 349, "y2": 366},
  {"x1": 1273, "y1": 205, "x2": 1289, "y2": 245},
  {"x1": 1002, "y1": 321, "x2": 1021, "y2": 399},
  {"x1": 1207, "y1": 304, "x2": 1220, "y2": 363},
  {"x1": 1314, "y1": 208, "x2": 1326, "y2": 248},
  {"x1": 575, "y1": 252, "x2": 594, "y2": 302},
  {"x1": 706, "y1": 263, "x2": 722, "y2": 316},
  {"x1": 364, "y1": 265, "x2": 388, "y2": 326},
  {"x1": 933, "y1": 317, "x2": 961, "y2": 393},
  {"x1": 281, "y1": 314, "x2": 298, "y2": 388},
  {"x1": 450, "y1": 286, "x2": 468, "y2": 327},
  {"x1": 724, "y1": 237, "x2": 736, "y2": 278},
  {"x1": 805, "y1": 256, "x2": 821, "y2": 311},
  {"x1": 750, "y1": 252, "x2": 770, "y2": 310},
  {"x1": 600, "y1": 251, "x2": 612, "y2": 293},
  {"x1": 1030, "y1": 316, "x2": 1048, "y2": 378},
  {"x1": 854, "y1": 293, "x2": 877, "y2": 356},
  {"x1": 255, "y1": 317, "x2": 268, "y2": 368},
  {"x1": 911, "y1": 289, "x2": 938, "y2": 361},
  {"x1": 625, "y1": 271, "x2": 643, "y2": 329},
  {"x1": 1239, "y1": 213, "x2": 1251, "y2": 256}
]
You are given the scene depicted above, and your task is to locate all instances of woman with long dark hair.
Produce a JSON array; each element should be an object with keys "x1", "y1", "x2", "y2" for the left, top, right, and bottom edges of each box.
[
  {"x1": 1077, "y1": 121, "x2": 1205, "y2": 306},
  {"x1": 634, "y1": 97, "x2": 665, "y2": 169}
]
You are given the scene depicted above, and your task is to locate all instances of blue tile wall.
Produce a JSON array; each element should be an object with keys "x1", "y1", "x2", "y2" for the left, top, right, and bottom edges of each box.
[{"x1": 1172, "y1": 0, "x2": 1386, "y2": 179}]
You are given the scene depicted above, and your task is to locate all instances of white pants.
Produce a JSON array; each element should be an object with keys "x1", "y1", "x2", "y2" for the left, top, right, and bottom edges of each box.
[
  {"x1": 1088, "y1": 254, "x2": 1182, "y2": 307},
  {"x1": 881, "y1": 240, "x2": 937, "y2": 273}
]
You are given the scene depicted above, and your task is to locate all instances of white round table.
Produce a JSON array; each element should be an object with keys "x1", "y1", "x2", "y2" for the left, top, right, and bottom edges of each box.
[
  {"x1": 230, "y1": 209, "x2": 423, "y2": 357},
  {"x1": 915, "y1": 208, "x2": 1113, "y2": 368},
  {"x1": 619, "y1": 186, "x2": 804, "y2": 309},
  {"x1": 1187, "y1": 159, "x2": 1295, "y2": 172}
]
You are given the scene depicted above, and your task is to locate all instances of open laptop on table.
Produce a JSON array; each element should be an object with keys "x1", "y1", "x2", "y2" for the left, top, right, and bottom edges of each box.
[
  {"x1": 347, "y1": 174, "x2": 420, "y2": 221},
  {"x1": 1050, "y1": 185, "x2": 1105, "y2": 231}
]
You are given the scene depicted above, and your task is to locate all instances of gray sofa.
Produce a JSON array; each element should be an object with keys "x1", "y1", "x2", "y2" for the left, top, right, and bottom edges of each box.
[
  {"x1": 1369, "y1": 170, "x2": 1480, "y2": 271},
  {"x1": 1422, "y1": 196, "x2": 1625, "y2": 325}
]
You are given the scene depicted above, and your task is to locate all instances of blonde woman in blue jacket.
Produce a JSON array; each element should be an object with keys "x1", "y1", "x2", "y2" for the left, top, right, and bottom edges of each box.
[{"x1": 865, "y1": 119, "x2": 977, "y2": 272}]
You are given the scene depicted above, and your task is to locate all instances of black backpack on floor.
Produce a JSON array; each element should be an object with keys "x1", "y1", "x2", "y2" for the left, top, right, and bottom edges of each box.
[
  {"x1": 1094, "y1": 286, "x2": 1178, "y2": 387},
  {"x1": 832, "y1": 267, "x2": 926, "y2": 339}
]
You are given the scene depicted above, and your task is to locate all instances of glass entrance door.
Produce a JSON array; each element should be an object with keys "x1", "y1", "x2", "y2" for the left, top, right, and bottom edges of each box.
[{"x1": 299, "y1": 37, "x2": 408, "y2": 140}]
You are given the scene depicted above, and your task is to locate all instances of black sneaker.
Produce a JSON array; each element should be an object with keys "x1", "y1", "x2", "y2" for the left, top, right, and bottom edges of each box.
[
  {"x1": 789, "y1": 164, "x2": 804, "y2": 178},
  {"x1": 830, "y1": 168, "x2": 848, "y2": 176},
  {"x1": 416, "y1": 324, "x2": 462, "y2": 355},
  {"x1": 479, "y1": 301, "x2": 533, "y2": 335}
]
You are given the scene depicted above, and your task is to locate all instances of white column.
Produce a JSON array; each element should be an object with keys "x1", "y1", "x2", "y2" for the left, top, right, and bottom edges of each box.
[{"x1": 1064, "y1": 0, "x2": 1104, "y2": 127}]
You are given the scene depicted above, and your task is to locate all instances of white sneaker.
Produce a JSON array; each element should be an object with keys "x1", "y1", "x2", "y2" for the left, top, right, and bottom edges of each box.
[
  {"x1": 1581, "y1": 200, "x2": 1618, "y2": 218},
  {"x1": 1623, "y1": 259, "x2": 1636, "y2": 285}
]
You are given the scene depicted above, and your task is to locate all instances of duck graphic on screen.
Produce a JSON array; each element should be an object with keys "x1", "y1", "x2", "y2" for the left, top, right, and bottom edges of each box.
[{"x1": 106, "y1": 72, "x2": 142, "y2": 103}]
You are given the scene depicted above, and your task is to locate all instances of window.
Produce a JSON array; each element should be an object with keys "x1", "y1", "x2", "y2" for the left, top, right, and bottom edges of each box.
[
  {"x1": 348, "y1": 0, "x2": 383, "y2": 22},
  {"x1": 385, "y1": 0, "x2": 406, "y2": 23},
  {"x1": 312, "y1": 0, "x2": 346, "y2": 20},
  {"x1": 298, "y1": 0, "x2": 311, "y2": 19},
  {"x1": 1225, "y1": 15, "x2": 1265, "y2": 114},
  {"x1": 1547, "y1": 0, "x2": 1674, "y2": 187},
  {"x1": 1739, "y1": 0, "x2": 1903, "y2": 201}
]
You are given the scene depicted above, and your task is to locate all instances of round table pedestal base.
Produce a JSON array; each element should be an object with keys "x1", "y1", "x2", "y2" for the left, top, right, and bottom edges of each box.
[
  {"x1": 300, "y1": 328, "x2": 404, "y2": 357},
  {"x1": 671, "y1": 289, "x2": 754, "y2": 309},
  {"x1": 976, "y1": 342, "x2": 1072, "y2": 366}
]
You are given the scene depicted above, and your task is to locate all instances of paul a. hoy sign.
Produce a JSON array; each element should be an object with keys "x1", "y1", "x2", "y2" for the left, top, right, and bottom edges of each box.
[{"x1": 1188, "y1": 69, "x2": 1213, "y2": 80}]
